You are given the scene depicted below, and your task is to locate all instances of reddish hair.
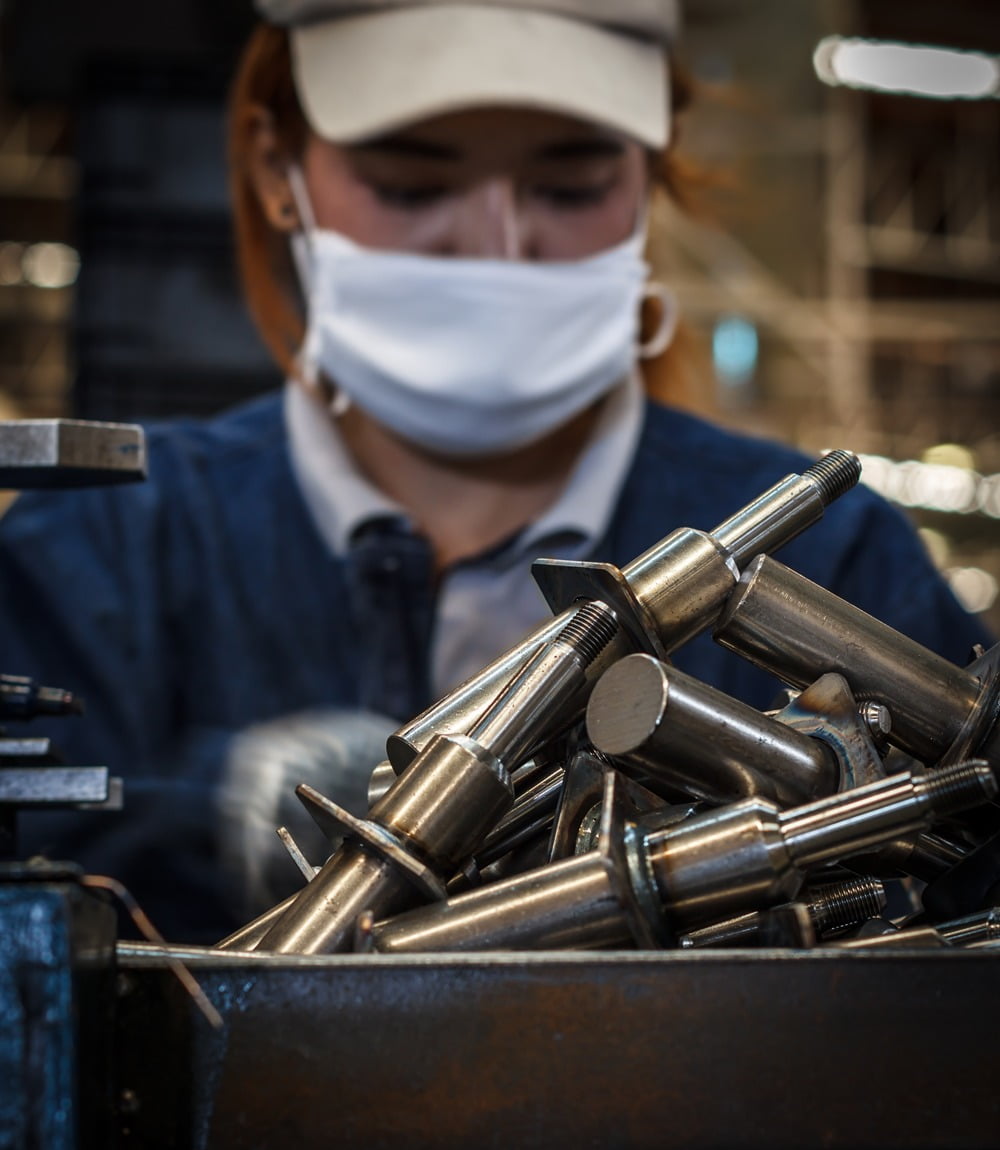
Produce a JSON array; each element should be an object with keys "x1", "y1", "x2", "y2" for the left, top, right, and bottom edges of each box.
[{"x1": 228, "y1": 24, "x2": 716, "y2": 415}]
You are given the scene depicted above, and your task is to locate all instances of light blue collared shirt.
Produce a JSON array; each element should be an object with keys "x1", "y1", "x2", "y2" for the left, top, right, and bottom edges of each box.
[{"x1": 284, "y1": 375, "x2": 644, "y2": 696}]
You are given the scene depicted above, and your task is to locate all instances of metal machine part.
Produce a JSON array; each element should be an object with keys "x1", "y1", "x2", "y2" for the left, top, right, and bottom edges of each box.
[
  {"x1": 534, "y1": 450, "x2": 862, "y2": 662},
  {"x1": 0, "y1": 418, "x2": 146, "y2": 487},
  {"x1": 257, "y1": 602, "x2": 620, "y2": 954},
  {"x1": 646, "y1": 762, "x2": 996, "y2": 930},
  {"x1": 390, "y1": 452, "x2": 862, "y2": 770},
  {"x1": 585, "y1": 654, "x2": 842, "y2": 806},
  {"x1": 848, "y1": 828, "x2": 969, "y2": 883},
  {"x1": 833, "y1": 907, "x2": 1000, "y2": 951},
  {"x1": 371, "y1": 761, "x2": 994, "y2": 953},
  {"x1": 0, "y1": 675, "x2": 82, "y2": 721},
  {"x1": 678, "y1": 877, "x2": 887, "y2": 948},
  {"x1": 715, "y1": 555, "x2": 1000, "y2": 767},
  {"x1": 937, "y1": 906, "x2": 1000, "y2": 946}
]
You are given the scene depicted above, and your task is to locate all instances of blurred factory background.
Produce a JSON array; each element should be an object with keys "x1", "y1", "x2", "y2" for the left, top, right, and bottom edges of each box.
[{"x1": 0, "y1": 0, "x2": 997, "y2": 628}]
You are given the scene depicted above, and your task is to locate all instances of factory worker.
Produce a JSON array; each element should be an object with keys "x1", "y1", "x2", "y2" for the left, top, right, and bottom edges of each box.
[{"x1": 0, "y1": 0, "x2": 991, "y2": 941}]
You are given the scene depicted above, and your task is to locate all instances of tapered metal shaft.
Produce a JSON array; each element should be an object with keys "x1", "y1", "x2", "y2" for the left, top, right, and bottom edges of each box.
[
  {"x1": 372, "y1": 761, "x2": 995, "y2": 953},
  {"x1": 258, "y1": 602, "x2": 618, "y2": 954},
  {"x1": 390, "y1": 452, "x2": 861, "y2": 769},
  {"x1": 679, "y1": 877, "x2": 887, "y2": 948},
  {"x1": 715, "y1": 555, "x2": 996, "y2": 765}
]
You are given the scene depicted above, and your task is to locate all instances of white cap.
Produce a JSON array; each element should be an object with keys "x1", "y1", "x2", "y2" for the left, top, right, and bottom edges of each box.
[{"x1": 255, "y1": 1, "x2": 679, "y2": 148}]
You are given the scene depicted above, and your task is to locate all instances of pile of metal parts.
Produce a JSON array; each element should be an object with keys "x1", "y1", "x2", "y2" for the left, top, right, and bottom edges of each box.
[
  {"x1": 217, "y1": 449, "x2": 1000, "y2": 960},
  {"x1": 5, "y1": 426, "x2": 1000, "y2": 1149}
]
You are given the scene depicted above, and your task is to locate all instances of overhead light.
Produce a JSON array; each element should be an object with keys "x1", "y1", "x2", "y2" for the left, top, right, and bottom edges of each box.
[
  {"x1": 814, "y1": 36, "x2": 1000, "y2": 100},
  {"x1": 946, "y1": 567, "x2": 998, "y2": 615},
  {"x1": 21, "y1": 243, "x2": 79, "y2": 290}
]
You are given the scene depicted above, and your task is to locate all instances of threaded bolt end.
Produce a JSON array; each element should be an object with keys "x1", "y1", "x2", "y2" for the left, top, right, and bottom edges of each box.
[
  {"x1": 807, "y1": 877, "x2": 887, "y2": 934},
  {"x1": 558, "y1": 600, "x2": 619, "y2": 668},
  {"x1": 803, "y1": 450, "x2": 862, "y2": 505},
  {"x1": 917, "y1": 759, "x2": 998, "y2": 817}
]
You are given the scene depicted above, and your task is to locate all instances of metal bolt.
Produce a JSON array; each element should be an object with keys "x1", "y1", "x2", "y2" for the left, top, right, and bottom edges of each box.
[
  {"x1": 860, "y1": 701, "x2": 892, "y2": 747},
  {"x1": 806, "y1": 877, "x2": 887, "y2": 935}
]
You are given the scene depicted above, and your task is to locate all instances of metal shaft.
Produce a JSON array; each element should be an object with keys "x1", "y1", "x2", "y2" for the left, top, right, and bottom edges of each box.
[
  {"x1": 257, "y1": 602, "x2": 618, "y2": 954},
  {"x1": 939, "y1": 907, "x2": 1000, "y2": 946},
  {"x1": 373, "y1": 852, "x2": 632, "y2": 953},
  {"x1": 644, "y1": 760, "x2": 996, "y2": 930},
  {"x1": 586, "y1": 654, "x2": 840, "y2": 806},
  {"x1": 391, "y1": 453, "x2": 861, "y2": 768},
  {"x1": 369, "y1": 761, "x2": 995, "y2": 953},
  {"x1": 679, "y1": 876, "x2": 887, "y2": 949},
  {"x1": 715, "y1": 554, "x2": 988, "y2": 764}
]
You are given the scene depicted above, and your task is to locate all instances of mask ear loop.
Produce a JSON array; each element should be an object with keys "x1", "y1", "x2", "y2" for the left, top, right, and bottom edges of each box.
[
  {"x1": 637, "y1": 282, "x2": 679, "y2": 360},
  {"x1": 287, "y1": 165, "x2": 353, "y2": 418}
]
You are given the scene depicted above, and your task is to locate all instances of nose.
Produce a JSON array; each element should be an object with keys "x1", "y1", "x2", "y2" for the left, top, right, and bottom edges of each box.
[{"x1": 452, "y1": 178, "x2": 525, "y2": 259}]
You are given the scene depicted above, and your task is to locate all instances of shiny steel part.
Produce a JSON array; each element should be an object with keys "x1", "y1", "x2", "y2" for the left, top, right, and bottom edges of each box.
[
  {"x1": 774, "y1": 674, "x2": 886, "y2": 790},
  {"x1": 807, "y1": 876, "x2": 888, "y2": 933},
  {"x1": 392, "y1": 453, "x2": 861, "y2": 770},
  {"x1": 258, "y1": 843, "x2": 418, "y2": 954},
  {"x1": 546, "y1": 751, "x2": 672, "y2": 862},
  {"x1": 258, "y1": 602, "x2": 619, "y2": 955},
  {"x1": 678, "y1": 877, "x2": 887, "y2": 948},
  {"x1": 465, "y1": 601, "x2": 618, "y2": 766},
  {"x1": 715, "y1": 555, "x2": 997, "y2": 766},
  {"x1": 832, "y1": 926, "x2": 947, "y2": 950},
  {"x1": 710, "y1": 450, "x2": 862, "y2": 568},
  {"x1": 938, "y1": 907, "x2": 1000, "y2": 946},
  {"x1": 387, "y1": 609, "x2": 600, "y2": 771},
  {"x1": 642, "y1": 760, "x2": 997, "y2": 930},
  {"x1": 535, "y1": 452, "x2": 862, "y2": 664},
  {"x1": 0, "y1": 675, "x2": 83, "y2": 720},
  {"x1": 367, "y1": 759, "x2": 397, "y2": 806},
  {"x1": 276, "y1": 826, "x2": 318, "y2": 882},
  {"x1": 373, "y1": 851, "x2": 632, "y2": 953},
  {"x1": 850, "y1": 828, "x2": 969, "y2": 883},
  {"x1": 372, "y1": 763, "x2": 993, "y2": 955},
  {"x1": 586, "y1": 654, "x2": 840, "y2": 806},
  {"x1": 373, "y1": 772, "x2": 645, "y2": 953},
  {"x1": 474, "y1": 767, "x2": 564, "y2": 869},
  {"x1": 680, "y1": 877, "x2": 888, "y2": 949},
  {"x1": 216, "y1": 895, "x2": 293, "y2": 951},
  {"x1": 0, "y1": 419, "x2": 146, "y2": 486}
]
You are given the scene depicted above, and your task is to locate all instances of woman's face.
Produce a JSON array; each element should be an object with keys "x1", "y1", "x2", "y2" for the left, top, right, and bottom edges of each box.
[{"x1": 298, "y1": 107, "x2": 649, "y2": 261}]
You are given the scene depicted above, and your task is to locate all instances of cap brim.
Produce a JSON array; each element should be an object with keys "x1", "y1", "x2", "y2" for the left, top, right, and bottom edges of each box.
[{"x1": 290, "y1": 5, "x2": 669, "y2": 148}]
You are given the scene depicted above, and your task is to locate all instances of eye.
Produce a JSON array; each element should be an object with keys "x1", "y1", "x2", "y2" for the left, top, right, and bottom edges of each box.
[
  {"x1": 369, "y1": 183, "x2": 450, "y2": 209},
  {"x1": 533, "y1": 180, "x2": 616, "y2": 209}
]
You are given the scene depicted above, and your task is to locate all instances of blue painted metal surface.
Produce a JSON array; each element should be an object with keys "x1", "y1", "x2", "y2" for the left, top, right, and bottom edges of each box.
[{"x1": 0, "y1": 868, "x2": 115, "y2": 1150}]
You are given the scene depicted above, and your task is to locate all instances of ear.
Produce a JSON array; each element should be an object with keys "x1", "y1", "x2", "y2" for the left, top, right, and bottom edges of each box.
[{"x1": 245, "y1": 104, "x2": 301, "y2": 233}]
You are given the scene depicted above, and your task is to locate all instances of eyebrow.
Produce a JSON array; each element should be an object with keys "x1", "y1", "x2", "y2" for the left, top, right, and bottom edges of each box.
[
  {"x1": 536, "y1": 138, "x2": 626, "y2": 160},
  {"x1": 350, "y1": 135, "x2": 626, "y2": 163}
]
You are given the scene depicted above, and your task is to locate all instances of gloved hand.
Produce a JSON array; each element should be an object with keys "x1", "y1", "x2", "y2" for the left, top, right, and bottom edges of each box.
[{"x1": 217, "y1": 707, "x2": 396, "y2": 920}]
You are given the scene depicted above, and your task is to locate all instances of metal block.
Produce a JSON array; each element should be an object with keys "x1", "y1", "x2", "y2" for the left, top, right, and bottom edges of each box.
[
  {"x1": 115, "y1": 948, "x2": 1000, "y2": 1150},
  {"x1": 0, "y1": 766, "x2": 109, "y2": 806},
  {"x1": 0, "y1": 420, "x2": 146, "y2": 487},
  {"x1": 0, "y1": 876, "x2": 117, "y2": 1149}
]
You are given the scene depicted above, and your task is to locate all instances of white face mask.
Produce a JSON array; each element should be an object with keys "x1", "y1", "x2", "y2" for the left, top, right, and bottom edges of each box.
[{"x1": 289, "y1": 171, "x2": 676, "y2": 458}]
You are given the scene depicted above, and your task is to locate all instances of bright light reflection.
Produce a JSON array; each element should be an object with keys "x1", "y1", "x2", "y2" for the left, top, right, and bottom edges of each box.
[
  {"x1": 858, "y1": 453, "x2": 1000, "y2": 518},
  {"x1": 946, "y1": 567, "x2": 998, "y2": 614},
  {"x1": 22, "y1": 243, "x2": 80, "y2": 290},
  {"x1": 814, "y1": 36, "x2": 1000, "y2": 100}
]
